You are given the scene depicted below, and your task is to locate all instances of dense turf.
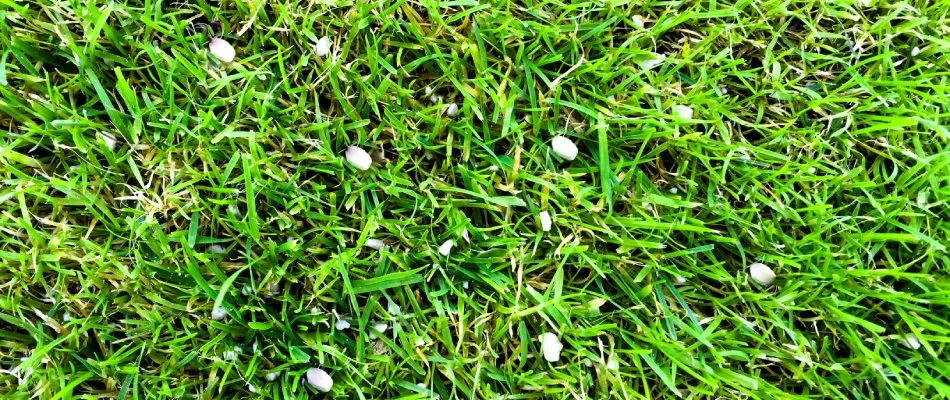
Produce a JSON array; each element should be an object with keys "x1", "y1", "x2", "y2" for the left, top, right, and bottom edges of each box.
[{"x1": 2, "y1": 0, "x2": 950, "y2": 398}]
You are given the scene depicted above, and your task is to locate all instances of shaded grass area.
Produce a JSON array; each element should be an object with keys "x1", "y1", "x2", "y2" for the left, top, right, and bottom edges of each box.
[{"x1": 2, "y1": 0, "x2": 950, "y2": 398}]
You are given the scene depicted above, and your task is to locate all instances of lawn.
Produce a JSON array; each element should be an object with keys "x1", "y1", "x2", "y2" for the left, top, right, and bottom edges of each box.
[{"x1": 1, "y1": 0, "x2": 949, "y2": 398}]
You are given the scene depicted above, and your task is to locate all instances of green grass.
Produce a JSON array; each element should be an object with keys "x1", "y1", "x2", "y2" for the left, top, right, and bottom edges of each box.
[{"x1": 2, "y1": 0, "x2": 950, "y2": 398}]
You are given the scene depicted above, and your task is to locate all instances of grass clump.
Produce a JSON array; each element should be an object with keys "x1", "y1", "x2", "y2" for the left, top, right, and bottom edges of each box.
[{"x1": 2, "y1": 0, "x2": 950, "y2": 398}]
